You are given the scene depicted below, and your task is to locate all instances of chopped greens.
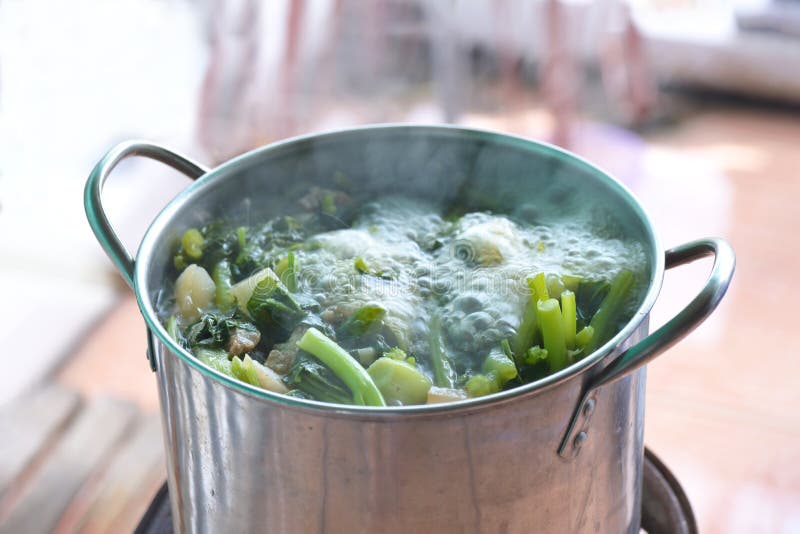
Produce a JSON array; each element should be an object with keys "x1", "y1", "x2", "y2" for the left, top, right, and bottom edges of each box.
[
  {"x1": 284, "y1": 353, "x2": 353, "y2": 404},
  {"x1": 296, "y1": 328, "x2": 385, "y2": 406}
]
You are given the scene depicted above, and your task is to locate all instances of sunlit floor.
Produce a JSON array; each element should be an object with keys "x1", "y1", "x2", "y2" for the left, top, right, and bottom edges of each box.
[{"x1": 54, "y1": 104, "x2": 800, "y2": 533}]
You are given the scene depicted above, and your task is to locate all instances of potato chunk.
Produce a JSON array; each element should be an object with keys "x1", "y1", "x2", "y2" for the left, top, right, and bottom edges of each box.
[
  {"x1": 174, "y1": 264, "x2": 215, "y2": 322},
  {"x1": 426, "y1": 386, "x2": 468, "y2": 404}
]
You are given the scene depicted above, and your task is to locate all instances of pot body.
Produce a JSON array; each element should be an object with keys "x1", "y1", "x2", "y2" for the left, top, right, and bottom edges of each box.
[
  {"x1": 116, "y1": 126, "x2": 702, "y2": 534},
  {"x1": 153, "y1": 325, "x2": 647, "y2": 534}
]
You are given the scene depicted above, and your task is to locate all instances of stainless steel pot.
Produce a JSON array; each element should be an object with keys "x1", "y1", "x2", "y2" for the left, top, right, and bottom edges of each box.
[{"x1": 85, "y1": 125, "x2": 734, "y2": 533}]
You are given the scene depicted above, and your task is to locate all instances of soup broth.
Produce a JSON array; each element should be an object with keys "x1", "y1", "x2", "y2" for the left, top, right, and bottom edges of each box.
[{"x1": 161, "y1": 191, "x2": 646, "y2": 406}]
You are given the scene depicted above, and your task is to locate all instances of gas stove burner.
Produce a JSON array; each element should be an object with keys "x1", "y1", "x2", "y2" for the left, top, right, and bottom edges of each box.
[{"x1": 136, "y1": 448, "x2": 696, "y2": 534}]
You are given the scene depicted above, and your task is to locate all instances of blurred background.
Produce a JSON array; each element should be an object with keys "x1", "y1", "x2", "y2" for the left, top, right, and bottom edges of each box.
[{"x1": 1, "y1": 0, "x2": 799, "y2": 532}]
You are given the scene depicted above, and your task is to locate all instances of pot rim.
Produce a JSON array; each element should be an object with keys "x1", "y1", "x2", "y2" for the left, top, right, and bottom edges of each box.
[{"x1": 134, "y1": 123, "x2": 665, "y2": 416}]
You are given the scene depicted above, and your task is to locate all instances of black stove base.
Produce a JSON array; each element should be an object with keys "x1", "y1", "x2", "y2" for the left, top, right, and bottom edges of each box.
[{"x1": 136, "y1": 447, "x2": 696, "y2": 534}]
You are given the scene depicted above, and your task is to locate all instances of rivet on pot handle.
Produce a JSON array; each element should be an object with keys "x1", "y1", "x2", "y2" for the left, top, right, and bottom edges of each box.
[
  {"x1": 84, "y1": 141, "x2": 209, "y2": 370},
  {"x1": 558, "y1": 238, "x2": 736, "y2": 459}
]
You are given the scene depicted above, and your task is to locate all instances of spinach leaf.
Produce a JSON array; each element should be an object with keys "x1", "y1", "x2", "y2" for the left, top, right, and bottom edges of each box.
[
  {"x1": 575, "y1": 280, "x2": 611, "y2": 329},
  {"x1": 284, "y1": 353, "x2": 353, "y2": 404},
  {"x1": 186, "y1": 310, "x2": 259, "y2": 349},
  {"x1": 247, "y1": 275, "x2": 305, "y2": 339}
]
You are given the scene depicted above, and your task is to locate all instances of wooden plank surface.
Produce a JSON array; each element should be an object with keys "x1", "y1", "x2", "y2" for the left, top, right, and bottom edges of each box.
[
  {"x1": 0, "y1": 386, "x2": 80, "y2": 498},
  {"x1": 56, "y1": 414, "x2": 165, "y2": 534},
  {"x1": 0, "y1": 397, "x2": 136, "y2": 534}
]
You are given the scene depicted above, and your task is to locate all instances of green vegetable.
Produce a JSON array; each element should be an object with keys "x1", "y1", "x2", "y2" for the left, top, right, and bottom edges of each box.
[
  {"x1": 165, "y1": 200, "x2": 644, "y2": 406},
  {"x1": 246, "y1": 274, "x2": 305, "y2": 336},
  {"x1": 321, "y1": 192, "x2": 337, "y2": 215},
  {"x1": 511, "y1": 272, "x2": 553, "y2": 359},
  {"x1": 353, "y1": 257, "x2": 392, "y2": 279},
  {"x1": 465, "y1": 373, "x2": 501, "y2": 397},
  {"x1": 231, "y1": 355, "x2": 260, "y2": 386},
  {"x1": 546, "y1": 274, "x2": 566, "y2": 300},
  {"x1": 585, "y1": 270, "x2": 635, "y2": 354},
  {"x1": 229, "y1": 355, "x2": 288, "y2": 393},
  {"x1": 524, "y1": 346, "x2": 548, "y2": 365},
  {"x1": 529, "y1": 272, "x2": 549, "y2": 302},
  {"x1": 575, "y1": 280, "x2": 611, "y2": 328},
  {"x1": 385, "y1": 347, "x2": 408, "y2": 361},
  {"x1": 429, "y1": 314, "x2": 456, "y2": 388},
  {"x1": 482, "y1": 346, "x2": 518, "y2": 385},
  {"x1": 274, "y1": 252, "x2": 299, "y2": 292},
  {"x1": 166, "y1": 315, "x2": 180, "y2": 342},
  {"x1": 562, "y1": 274, "x2": 582, "y2": 292},
  {"x1": 354, "y1": 257, "x2": 369, "y2": 275},
  {"x1": 196, "y1": 347, "x2": 231, "y2": 374},
  {"x1": 212, "y1": 260, "x2": 236, "y2": 311},
  {"x1": 286, "y1": 252, "x2": 298, "y2": 292},
  {"x1": 284, "y1": 353, "x2": 353, "y2": 404},
  {"x1": 501, "y1": 339, "x2": 513, "y2": 357},
  {"x1": 296, "y1": 328, "x2": 386, "y2": 406},
  {"x1": 339, "y1": 305, "x2": 386, "y2": 339},
  {"x1": 561, "y1": 290, "x2": 577, "y2": 350},
  {"x1": 181, "y1": 228, "x2": 205, "y2": 260},
  {"x1": 185, "y1": 310, "x2": 259, "y2": 349},
  {"x1": 367, "y1": 357, "x2": 432, "y2": 405},
  {"x1": 575, "y1": 325, "x2": 594, "y2": 350},
  {"x1": 537, "y1": 298, "x2": 568, "y2": 372},
  {"x1": 510, "y1": 290, "x2": 539, "y2": 358},
  {"x1": 173, "y1": 253, "x2": 188, "y2": 271}
]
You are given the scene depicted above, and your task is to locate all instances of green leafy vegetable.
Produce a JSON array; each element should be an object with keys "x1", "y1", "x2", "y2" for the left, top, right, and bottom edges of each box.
[
  {"x1": 537, "y1": 298, "x2": 568, "y2": 372},
  {"x1": 561, "y1": 290, "x2": 577, "y2": 350},
  {"x1": 367, "y1": 357, "x2": 432, "y2": 405},
  {"x1": 274, "y1": 252, "x2": 299, "y2": 292},
  {"x1": 510, "y1": 289, "x2": 539, "y2": 358},
  {"x1": 529, "y1": 272, "x2": 549, "y2": 302},
  {"x1": 429, "y1": 314, "x2": 457, "y2": 388},
  {"x1": 185, "y1": 310, "x2": 260, "y2": 350},
  {"x1": 212, "y1": 260, "x2": 236, "y2": 312},
  {"x1": 197, "y1": 347, "x2": 231, "y2": 374},
  {"x1": 585, "y1": 270, "x2": 635, "y2": 354},
  {"x1": 482, "y1": 346, "x2": 518, "y2": 385},
  {"x1": 296, "y1": 327, "x2": 386, "y2": 406},
  {"x1": 231, "y1": 355, "x2": 260, "y2": 386},
  {"x1": 353, "y1": 257, "x2": 392, "y2": 279},
  {"x1": 247, "y1": 274, "x2": 305, "y2": 338},
  {"x1": 284, "y1": 353, "x2": 353, "y2": 404},
  {"x1": 575, "y1": 325, "x2": 595, "y2": 350},
  {"x1": 339, "y1": 305, "x2": 386, "y2": 339},
  {"x1": 575, "y1": 280, "x2": 611, "y2": 328}
]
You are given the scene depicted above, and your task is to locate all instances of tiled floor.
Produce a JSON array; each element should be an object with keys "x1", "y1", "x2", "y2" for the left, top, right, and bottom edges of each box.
[{"x1": 5, "y1": 104, "x2": 798, "y2": 532}]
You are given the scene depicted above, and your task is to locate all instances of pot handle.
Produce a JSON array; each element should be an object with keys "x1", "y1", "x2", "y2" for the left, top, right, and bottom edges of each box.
[
  {"x1": 84, "y1": 140, "x2": 209, "y2": 289},
  {"x1": 558, "y1": 237, "x2": 735, "y2": 459}
]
